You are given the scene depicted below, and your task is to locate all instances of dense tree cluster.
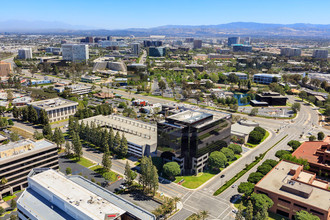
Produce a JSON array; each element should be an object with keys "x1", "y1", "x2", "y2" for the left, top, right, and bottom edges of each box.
[
  {"x1": 74, "y1": 103, "x2": 113, "y2": 119},
  {"x1": 248, "y1": 127, "x2": 267, "y2": 144},
  {"x1": 139, "y1": 156, "x2": 159, "y2": 196}
]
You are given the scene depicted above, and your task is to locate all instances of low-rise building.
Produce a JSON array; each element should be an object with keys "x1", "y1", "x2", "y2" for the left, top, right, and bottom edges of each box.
[
  {"x1": 280, "y1": 48, "x2": 302, "y2": 57},
  {"x1": 313, "y1": 50, "x2": 328, "y2": 59},
  {"x1": 54, "y1": 84, "x2": 92, "y2": 95},
  {"x1": 253, "y1": 73, "x2": 281, "y2": 84},
  {"x1": 81, "y1": 75, "x2": 101, "y2": 83},
  {"x1": 29, "y1": 98, "x2": 78, "y2": 123},
  {"x1": 231, "y1": 120, "x2": 258, "y2": 143},
  {"x1": 232, "y1": 44, "x2": 252, "y2": 52},
  {"x1": 255, "y1": 160, "x2": 330, "y2": 220},
  {"x1": 254, "y1": 92, "x2": 288, "y2": 106},
  {"x1": 0, "y1": 139, "x2": 58, "y2": 200},
  {"x1": 223, "y1": 72, "x2": 248, "y2": 80},
  {"x1": 17, "y1": 168, "x2": 156, "y2": 220},
  {"x1": 80, "y1": 115, "x2": 157, "y2": 157}
]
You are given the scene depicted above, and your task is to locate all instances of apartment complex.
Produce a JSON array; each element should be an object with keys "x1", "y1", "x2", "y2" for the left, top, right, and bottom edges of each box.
[
  {"x1": 149, "y1": 47, "x2": 166, "y2": 57},
  {"x1": 313, "y1": 50, "x2": 329, "y2": 59},
  {"x1": 255, "y1": 160, "x2": 330, "y2": 220},
  {"x1": 0, "y1": 139, "x2": 58, "y2": 200},
  {"x1": 292, "y1": 138, "x2": 330, "y2": 176},
  {"x1": 0, "y1": 61, "x2": 11, "y2": 76},
  {"x1": 157, "y1": 110, "x2": 231, "y2": 174},
  {"x1": 80, "y1": 114, "x2": 157, "y2": 157},
  {"x1": 17, "y1": 169, "x2": 156, "y2": 220},
  {"x1": 228, "y1": 37, "x2": 240, "y2": 46},
  {"x1": 253, "y1": 73, "x2": 281, "y2": 84},
  {"x1": 29, "y1": 98, "x2": 78, "y2": 123},
  {"x1": 18, "y1": 48, "x2": 32, "y2": 59},
  {"x1": 62, "y1": 44, "x2": 89, "y2": 62},
  {"x1": 280, "y1": 48, "x2": 302, "y2": 57}
]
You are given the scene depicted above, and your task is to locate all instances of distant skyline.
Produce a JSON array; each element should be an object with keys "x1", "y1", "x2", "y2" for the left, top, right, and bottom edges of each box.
[{"x1": 1, "y1": 0, "x2": 330, "y2": 29}]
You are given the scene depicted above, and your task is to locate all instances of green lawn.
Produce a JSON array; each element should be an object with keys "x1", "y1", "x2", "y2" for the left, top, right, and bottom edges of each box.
[
  {"x1": 174, "y1": 171, "x2": 217, "y2": 189},
  {"x1": 2, "y1": 194, "x2": 16, "y2": 202},
  {"x1": 67, "y1": 155, "x2": 95, "y2": 168},
  {"x1": 90, "y1": 165, "x2": 122, "y2": 182},
  {"x1": 247, "y1": 131, "x2": 270, "y2": 148}
]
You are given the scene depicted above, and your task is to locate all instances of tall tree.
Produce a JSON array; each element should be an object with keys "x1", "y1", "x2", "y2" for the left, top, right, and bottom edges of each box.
[
  {"x1": 38, "y1": 109, "x2": 49, "y2": 125},
  {"x1": 119, "y1": 133, "x2": 128, "y2": 157},
  {"x1": 72, "y1": 132, "x2": 83, "y2": 160},
  {"x1": 42, "y1": 123, "x2": 52, "y2": 140},
  {"x1": 113, "y1": 131, "x2": 121, "y2": 153},
  {"x1": 65, "y1": 141, "x2": 71, "y2": 155},
  {"x1": 124, "y1": 161, "x2": 137, "y2": 186},
  {"x1": 12, "y1": 106, "x2": 19, "y2": 118},
  {"x1": 53, "y1": 128, "x2": 65, "y2": 148},
  {"x1": 151, "y1": 165, "x2": 159, "y2": 196},
  {"x1": 245, "y1": 200, "x2": 253, "y2": 220},
  {"x1": 102, "y1": 145, "x2": 112, "y2": 172}
]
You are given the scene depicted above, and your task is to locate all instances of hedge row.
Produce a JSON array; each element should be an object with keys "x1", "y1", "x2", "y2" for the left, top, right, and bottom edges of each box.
[{"x1": 213, "y1": 134, "x2": 288, "y2": 196}]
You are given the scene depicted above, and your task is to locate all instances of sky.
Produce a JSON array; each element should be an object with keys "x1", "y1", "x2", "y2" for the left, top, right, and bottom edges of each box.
[{"x1": 1, "y1": 0, "x2": 330, "y2": 29}]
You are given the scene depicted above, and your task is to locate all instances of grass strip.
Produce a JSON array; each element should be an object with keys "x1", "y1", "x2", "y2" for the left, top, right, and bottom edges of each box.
[{"x1": 213, "y1": 135, "x2": 288, "y2": 196}]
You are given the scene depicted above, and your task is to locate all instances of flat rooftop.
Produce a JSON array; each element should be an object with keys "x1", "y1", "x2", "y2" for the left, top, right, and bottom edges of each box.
[
  {"x1": 30, "y1": 98, "x2": 78, "y2": 110},
  {"x1": 292, "y1": 141, "x2": 327, "y2": 164},
  {"x1": 256, "y1": 160, "x2": 330, "y2": 211},
  {"x1": 29, "y1": 169, "x2": 125, "y2": 220},
  {"x1": 80, "y1": 115, "x2": 157, "y2": 146},
  {"x1": 0, "y1": 139, "x2": 54, "y2": 162},
  {"x1": 167, "y1": 110, "x2": 212, "y2": 124}
]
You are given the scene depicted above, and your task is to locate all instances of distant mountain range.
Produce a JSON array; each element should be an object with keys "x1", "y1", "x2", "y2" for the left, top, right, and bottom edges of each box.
[{"x1": 1, "y1": 20, "x2": 330, "y2": 37}]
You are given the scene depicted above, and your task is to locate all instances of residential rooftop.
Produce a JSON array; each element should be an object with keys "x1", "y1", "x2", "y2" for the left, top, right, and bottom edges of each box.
[
  {"x1": 29, "y1": 98, "x2": 78, "y2": 110},
  {"x1": 0, "y1": 139, "x2": 54, "y2": 161},
  {"x1": 255, "y1": 160, "x2": 330, "y2": 211}
]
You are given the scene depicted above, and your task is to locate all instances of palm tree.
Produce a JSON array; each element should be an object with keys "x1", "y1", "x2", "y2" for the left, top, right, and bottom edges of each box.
[
  {"x1": 152, "y1": 207, "x2": 163, "y2": 218},
  {"x1": 1, "y1": 177, "x2": 7, "y2": 185},
  {"x1": 199, "y1": 210, "x2": 209, "y2": 220},
  {"x1": 173, "y1": 197, "x2": 180, "y2": 210}
]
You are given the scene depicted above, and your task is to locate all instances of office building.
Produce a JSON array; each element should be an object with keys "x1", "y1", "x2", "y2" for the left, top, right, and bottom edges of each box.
[
  {"x1": 143, "y1": 40, "x2": 162, "y2": 47},
  {"x1": 108, "y1": 61, "x2": 127, "y2": 72},
  {"x1": 17, "y1": 168, "x2": 156, "y2": 220},
  {"x1": 0, "y1": 139, "x2": 58, "y2": 200},
  {"x1": 0, "y1": 61, "x2": 11, "y2": 76},
  {"x1": 244, "y1": 37, "x2": 251, "y2": 45},
  {"x1": 54, "y1": 84, "x2": 92, "y2": 95},
  {"x1": 85, "y1": 36, "x2": 93, "y2": 43},
  {"x1": 292, "y1": 137, "x2": 330, "y2": 176},
  {"x1": 228, "y1": 37, "x2": 240, "y2": 46},
  {"x1": 253, "y1": 73, "x2": 281, "y2": 84},
  {"x1": 80, "y1": 114, "x2": 157, "y2": 157},
  {"x1": 107, "y1": 36, "x2": 113, "y2": 41},
  {"x1": 18, "y1": 48, "x2": 32, "y2": 59},
  {"x1": 185, "y1": 38, "x2": 194, "y2": 43},
  {"x1": 280, "y1": 48, "x2": 302, "y2": 57},
  {"x1": 313, "y1": 50, "x2": 329, "y2": 59},
  {"x1": 223, "y1": 72, "x2": 248, "y2": 80},
  {"x1": 254, "y1": 92, "x2": 288, "y2": 106},
  {"x1": 62, "y1": 44, "x2": 89, "y2": 62},
  {"x1": 81, "y1": 75, "x2": 102, "y2": 83},
  {"x1": 157, "y1": 110, "x2": 231, "y2": 174},
  {"x1": 254, "y1": 160, "x2": 330, "y2": 220},
  {"x1": 232, "y1": 44, "x2": 252, "y2": 52},
  {"x1": 149, "y1": 47, "x2": 166, "y2": 57},
  {"x1": 29, "y1": 98, "x2": 78, "y2": 123},
  {"x1": 45, "y1": 47, "x2": 61, "y2": 55},
  {"x1": 231, "y1": 120, "x2": 258, "y2": 143},
  {"x1": 193, "y1": 40, "x2": 202, "y2": 49},
  {"x1": 131, "y1": 43, "x2": 140, "y2": 55}
]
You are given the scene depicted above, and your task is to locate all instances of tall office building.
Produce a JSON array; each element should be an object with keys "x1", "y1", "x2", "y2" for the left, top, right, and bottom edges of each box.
[
  {"x1": 143, "y1": 40, "x2": 163, "y2": 47},
  {"x1": 157, "y1": 110, "x2": 231, "y2": 174},
  {"x1": 228, "y1": 37, "x2": 240, "y2": 46},
  {"x1": 131, "y1": 43, "x2": 140, "y2": 55},
  {"x1": 193, "y1": 40, "x2": 202, "y2": 49},
  {"x1": 0, "y1": 61, "x2": 11, "y2": 76},
  {"x1": 107, "y1": 36, "x2": 113, "y2": 41},
  {"x1": 185, "y1": 38, "x2": 194, "y2": 43},
  {"x1": 85, "y1": 36, "x2": 93, "y2": 43},
  {"x1": 148, "y1": 47, "x2": 166, "y2": 57},
  {"x1": 0, "y1": 139, "x2": 58, "y2": 200},
  {"x1": 62, "y1": 44, "x2": 89, "y2": 62},
  {"x1": 18, "y1": 48, "x2": 32, "y2": 59},
  {"x1": 280, "y1": 48, "x2": 302, "y2": 57},
  {"x1": 313, "y1": 50, "x2": 329, "y2": 59},
  {"x1": 17, "y1": 169, "x2": 156, "y2": 220}
]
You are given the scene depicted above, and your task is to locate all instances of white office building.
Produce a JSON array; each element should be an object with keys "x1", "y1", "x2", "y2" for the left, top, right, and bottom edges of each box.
[
  {"x1": 62, "y1": 44, "x2": 89, "y2": 62},
  {"x1": 18, "y1": 48, "x2": 32, "y2": 59},
  {"x1": 17, "y1": 169, "x2": 156, "y2": 220},
  {"x1": 80, "y1": 114, "x2": 157, "y2": 157},
  {"x1": 253, "y1": 73, "x2": 281, "y2": 84},
  {"x1": 280, "y1": 48, "x2": 301, "y2": 57},
  {"x1": 223, "y1": 72, "x2": 248, "y2": 80},
  {"x1": 29, "y1": 98, "x2": 78, "y2": 123}
]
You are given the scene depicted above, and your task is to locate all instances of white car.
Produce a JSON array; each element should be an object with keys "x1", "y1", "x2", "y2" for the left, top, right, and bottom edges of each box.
[{"x1": 119, "y1": 185, "x2": 127, "y2": 190}]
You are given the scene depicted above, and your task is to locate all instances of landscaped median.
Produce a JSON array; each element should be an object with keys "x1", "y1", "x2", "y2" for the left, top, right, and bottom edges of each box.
[
  {"x1": 246, "y1": 130, "x2": 270, "y2": 148},
  {"x1": 213, "y1": 135, "x2": 288, "y2": 196}
]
